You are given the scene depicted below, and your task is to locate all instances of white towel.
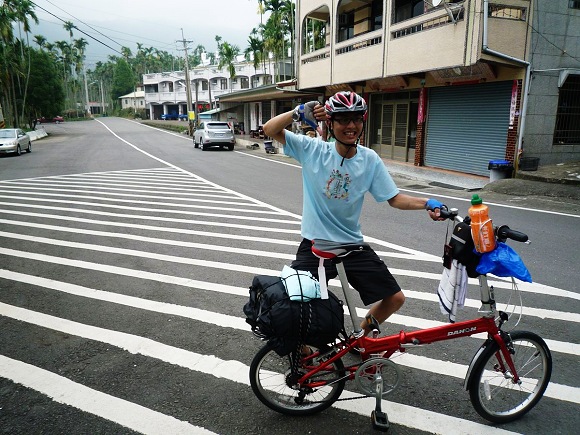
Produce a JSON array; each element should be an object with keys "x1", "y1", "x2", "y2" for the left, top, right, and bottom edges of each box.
[
  {"x1": 280, "y1": 265, "x2": 321, "y2": 301},
  {"x1": 437, "y1": 259, "x2": 468, "y2": 323},
  {"x1": 318, "y1": 257, "x2": 329, "y2": 300}
]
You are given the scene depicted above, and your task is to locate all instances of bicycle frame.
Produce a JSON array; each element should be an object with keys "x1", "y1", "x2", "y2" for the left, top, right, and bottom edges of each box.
[{"x1": 298, "y1": 259, "x2": 520, "y2": 388}]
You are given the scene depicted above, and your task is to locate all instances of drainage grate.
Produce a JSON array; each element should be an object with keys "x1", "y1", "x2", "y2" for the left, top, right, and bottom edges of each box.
[
  {"x1": 404, "y1": 184, "x2": 431, "y2": 189},
  {"x1": 429, "y1": 181, "x2": 466, "y2": 190}
]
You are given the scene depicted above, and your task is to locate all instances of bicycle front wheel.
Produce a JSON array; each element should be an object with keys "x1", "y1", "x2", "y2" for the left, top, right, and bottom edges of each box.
[
  {"x1": 249, "y1": 343, "x2": 346, "y2": 416},
  {"x1": 469, "y1": 330, "x2": 552, "y2": 423}
]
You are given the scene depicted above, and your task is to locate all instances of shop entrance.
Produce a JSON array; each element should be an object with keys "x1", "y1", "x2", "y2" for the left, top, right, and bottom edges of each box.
[{"x1": 369, "y1": 91, "x2": 419, "y2": 162}]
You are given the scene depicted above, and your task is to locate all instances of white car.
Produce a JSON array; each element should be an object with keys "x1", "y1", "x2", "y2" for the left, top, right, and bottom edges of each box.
[
  {"x1": 0, "y1": 128, "x2": 32, "y2": 156},
  {"x1": 193, "y1": 122, "x2": 236, "y2": 151}
]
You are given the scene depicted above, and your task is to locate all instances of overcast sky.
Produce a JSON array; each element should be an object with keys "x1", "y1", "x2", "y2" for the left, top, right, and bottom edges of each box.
[{"x1": 28, "y1": 0, "x2": 269, "y2": 68}]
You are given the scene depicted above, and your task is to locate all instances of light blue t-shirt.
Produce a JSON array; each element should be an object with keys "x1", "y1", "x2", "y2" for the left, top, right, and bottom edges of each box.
[{"x1": 284, "y1": 131, "x2": 399, "y2": 243}]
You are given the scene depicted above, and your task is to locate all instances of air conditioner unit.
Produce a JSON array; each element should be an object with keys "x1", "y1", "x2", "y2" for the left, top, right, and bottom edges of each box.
[{"x1": 232, "y1": 78, "x2": 238, "y2": 83}]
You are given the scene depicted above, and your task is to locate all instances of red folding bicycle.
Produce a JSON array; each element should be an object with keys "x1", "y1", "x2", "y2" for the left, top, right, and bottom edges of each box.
[{"x1": 249, "y1": 208, "x2": 552, "y2": 431}]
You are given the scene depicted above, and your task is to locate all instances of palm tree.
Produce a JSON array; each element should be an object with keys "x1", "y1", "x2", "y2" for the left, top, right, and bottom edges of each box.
[
  {"x1": 280, "y1": 1, "x2": 295, "y2": 76},
  {"x1": 217, "y1": 41, "x2": 241, "y2": 92},
  {"x1": 0, "y1": 0, "x2": 39, "y2": 126},
  {"x1": 244, "y1": 30, "x2": 263, "y2": 85},
  {"x1": 73, "y1": 38, "x2": 90, "y2": 115},
  {"x1": 73, "y1": 38, "x2": 88, "y2": 74},
  {"x1": 55, "y1": 40, "x2": 73, "y2": 113},
  {"x1": 192, "y1": 44, "x2": 205, "y2": 67},
  {"x1": 63, "y1": 21, "x2": 75, "y2": 40},
  {"x1": 33, "y1": 34, "x2": 46, "y2": 49},
  {"x1": 121, "y1": 46, "x2": 132, "y2": 60},
  {"x1": 263, "y1": 0, "x2": 286, "y2": 81},
  {"x1": 257, "y1": 0, "x2": 266, "y2": 72}
]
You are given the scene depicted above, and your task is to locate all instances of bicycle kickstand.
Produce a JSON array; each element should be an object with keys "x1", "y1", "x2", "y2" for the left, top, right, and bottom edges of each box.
[{"x1": 371, "y1": 371, "x2": 389, "y2": 432}]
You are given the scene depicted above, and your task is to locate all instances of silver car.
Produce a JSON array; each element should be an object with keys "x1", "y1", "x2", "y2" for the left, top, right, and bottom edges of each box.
[
  {"x1": 193, "y1": 122, "x2": 236, "y2": 151},
  {"x1": 0, "y1": 128, "x2": 32, "y2": 156}
]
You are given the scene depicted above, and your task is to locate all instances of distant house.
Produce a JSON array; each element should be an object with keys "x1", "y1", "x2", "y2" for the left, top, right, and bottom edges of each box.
[
  {"x1": 142, "y1": 58, "x2": 292, "y2": 126},
  {"x1": 119, "y1": 87, "x2": 145, "y2": 112}
]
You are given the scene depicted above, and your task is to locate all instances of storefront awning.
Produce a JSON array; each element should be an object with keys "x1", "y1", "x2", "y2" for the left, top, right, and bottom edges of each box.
[
  {"x1": 200, "y1": 107, "x2": 223, "y2": 115},
  {"x1": 217, "y1": 83, "x2": 324, "y2": 104}
]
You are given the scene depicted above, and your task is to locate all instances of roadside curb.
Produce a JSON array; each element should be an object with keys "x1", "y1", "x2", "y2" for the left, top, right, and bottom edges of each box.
[
  {"x1": 515, "y1": 161, "x2": 580, "y2": 186},
  {"x1": 483, "y1": 178, "x2": 580, "y2": 200},
  {"x1": 28, "y1": 129, "x2": 48, "y2": 141}
]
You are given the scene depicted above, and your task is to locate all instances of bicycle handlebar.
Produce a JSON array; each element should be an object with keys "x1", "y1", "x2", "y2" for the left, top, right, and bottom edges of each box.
[
  {"x1": 496, "y1": 225, "x2": 528, "y2": 243},
  {"x1": 439, "y1": 208, "x2": 529, "y2": 243}
]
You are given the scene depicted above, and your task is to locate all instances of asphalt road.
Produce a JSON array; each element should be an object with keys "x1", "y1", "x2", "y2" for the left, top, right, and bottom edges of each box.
[{"x1": 0, "y1": 118, "x2": 578, "y2": 434}]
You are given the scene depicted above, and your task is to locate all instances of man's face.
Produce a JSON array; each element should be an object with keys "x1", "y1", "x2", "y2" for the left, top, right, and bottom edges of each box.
[{"x1": 332, "y1": 114, "x2": 364, "y2": 144}]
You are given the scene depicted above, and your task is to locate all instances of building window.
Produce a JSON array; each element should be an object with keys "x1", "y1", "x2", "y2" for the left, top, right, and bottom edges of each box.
[
  {"x1": 241, "y1": 77, "x2": 249, "y2": 89},
  {"x1": 371, "y1": 0, "x2": 383, "y2": 30},
  {"x1": 569, "y1": 0, "x2": 580, "y2": 9},
  {"x1": 489, "y1": 4, "x2": 527, "y2": 20},
  {"x1": 303, "y1": 17, "x2": 328, "y2": 53},
  {"x1": 124, "y1": 99, "x2": 128, "y2": 104},
  {"x1": 202, "y1": 80, "x2": 208, "y2": 91},
  {"x1": 553, "y1": 75, "x2": 580, "y2": 145},
  {"x1": 220, "y1": 78, "x2": 228, "y2": 90},
  {"x1": 337, "y1": 10, "x2": 355, "y2": 42},
  {"x1": 393, "y1": 0, "x2": 425, "y2": 24}
]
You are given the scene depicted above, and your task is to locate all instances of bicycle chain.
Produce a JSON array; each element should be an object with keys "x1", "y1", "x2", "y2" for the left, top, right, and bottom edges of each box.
[{"x1": 305, "y1": 393, "x2": 368, "y2": 404}]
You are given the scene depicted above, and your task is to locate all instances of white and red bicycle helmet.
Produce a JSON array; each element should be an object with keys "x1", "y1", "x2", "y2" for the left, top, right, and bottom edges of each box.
[{"x1": 324, "y1": 91, "x2": 368, "y2": 118}]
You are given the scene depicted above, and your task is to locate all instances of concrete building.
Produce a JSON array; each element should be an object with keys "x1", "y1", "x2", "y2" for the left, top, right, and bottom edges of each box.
[
  {"x1": 292, "y1": 0, "x2": 579, "y2": 175},
  {"x1": 119, "y1": 88, "x2": 145, "y2": 112},
  {"x1": 142, "y1": 59, "x2": 289, "y2": 132}
]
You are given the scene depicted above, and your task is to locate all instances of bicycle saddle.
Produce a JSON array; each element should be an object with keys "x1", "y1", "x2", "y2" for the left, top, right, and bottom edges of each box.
[{"x1": 311, "y1": 239, "x2": 371, "y2": 259}]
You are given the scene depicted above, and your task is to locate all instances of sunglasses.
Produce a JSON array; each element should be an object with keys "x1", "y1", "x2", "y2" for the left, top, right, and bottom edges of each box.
[{"x1": 334, "y1": 117, "x2": 364, "y2": 126}]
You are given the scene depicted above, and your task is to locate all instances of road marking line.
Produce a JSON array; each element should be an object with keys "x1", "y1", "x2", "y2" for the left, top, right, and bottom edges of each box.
[
  {"x1": 0, "y1": 197, "x2": 299, "y2": 224},
  {"x1": 0, "y1": 230, "x2": 575, "y2": 301},
  {"x1": 0, "y1": 302, "x2": 529, "y2": 434},
  {"x1": 0, "y1": 191, "x2": 284, "y2": 215},
  {"x1": 0, "y1": 202, "x2": 300, "y2": 234},
  {"x1": 0, "y1": 210, "x2": 299, "y2": 246},
  {"x1": 0, "y1": 355, "x2": 216, "y2": 435},
  {"x1": 1, "y1": 269, "x2": 577, "y2": 356}
]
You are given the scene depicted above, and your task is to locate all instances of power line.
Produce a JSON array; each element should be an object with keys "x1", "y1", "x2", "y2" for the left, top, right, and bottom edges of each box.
[
  {"x1": 41, "y1": 0, "x2": 123, "y2": 49},
  {"x1": 30, "y1": 1, "x2": 124, "y2": 56}
]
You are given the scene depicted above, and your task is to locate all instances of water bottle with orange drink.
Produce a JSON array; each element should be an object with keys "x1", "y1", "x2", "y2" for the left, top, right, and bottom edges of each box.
[{"x1": 468, "y1": 194, "x2": 496, "y2": 253}]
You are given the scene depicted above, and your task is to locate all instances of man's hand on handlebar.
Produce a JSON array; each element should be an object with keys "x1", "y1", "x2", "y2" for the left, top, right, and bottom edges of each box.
[{"x1": 425, "y1": 198, "x2": 447, "y2": 221}]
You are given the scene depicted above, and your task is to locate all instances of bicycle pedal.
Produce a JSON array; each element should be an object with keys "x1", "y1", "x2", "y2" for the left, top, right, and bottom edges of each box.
[{"x1": 365, "y1": 314, "x2": 381, "y2": 334}]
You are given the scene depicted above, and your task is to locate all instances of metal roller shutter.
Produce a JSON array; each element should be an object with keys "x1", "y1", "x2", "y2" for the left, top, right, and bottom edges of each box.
[{"x1": 425, "y1": 81, "x2": 513, "y2": 176}]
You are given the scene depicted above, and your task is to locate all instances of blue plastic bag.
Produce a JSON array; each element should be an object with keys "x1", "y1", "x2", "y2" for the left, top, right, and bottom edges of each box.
[{"x1": 475, "y1": 242, "x2": 532, "y2": 282}]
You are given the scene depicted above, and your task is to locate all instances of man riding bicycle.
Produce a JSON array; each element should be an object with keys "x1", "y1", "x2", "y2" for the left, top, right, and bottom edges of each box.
[{"x1": 263, "y1": 91, "x2": 444, "y2": 335}]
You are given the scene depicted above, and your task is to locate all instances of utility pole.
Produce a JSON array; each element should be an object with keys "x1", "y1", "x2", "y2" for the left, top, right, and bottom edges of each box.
[
  {"x1": 100, "y1": 80, "x2": 106, "y2": 116},
  {"x1": 83, "y1": 65, "x2": 91, "y2": 117},
  {"x1": 178, "y1": 29, "x2": 194, "y2": 135}
]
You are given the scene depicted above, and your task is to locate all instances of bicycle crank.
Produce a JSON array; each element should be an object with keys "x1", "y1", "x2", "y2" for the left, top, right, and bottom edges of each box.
[{"x1": 355, "y1": 357, "x2": 401, "y2": 398}]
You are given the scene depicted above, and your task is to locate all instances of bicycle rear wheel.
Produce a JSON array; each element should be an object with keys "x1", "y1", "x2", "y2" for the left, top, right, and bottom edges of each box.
[
  {"x1": 468, "y1": 330, "x2": 552, "y2": 423},
  {"x1": 249, "y1": 343, "x2": 346, "y2": 416}
]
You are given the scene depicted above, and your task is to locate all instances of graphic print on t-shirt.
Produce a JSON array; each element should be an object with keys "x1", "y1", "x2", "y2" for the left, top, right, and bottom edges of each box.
[{"x1": 325, "y1": 169, "x2": 351, "y2": 200}]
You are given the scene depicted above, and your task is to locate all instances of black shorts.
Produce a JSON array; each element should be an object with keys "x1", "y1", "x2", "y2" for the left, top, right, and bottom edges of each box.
[{"x1": 291, "y1": 238, "x2": 401, "y2": 305}]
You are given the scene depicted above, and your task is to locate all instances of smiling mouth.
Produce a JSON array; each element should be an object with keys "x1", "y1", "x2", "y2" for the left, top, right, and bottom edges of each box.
[{"x1": 342, "y1": 132, "x2": 358, "y2": 140}]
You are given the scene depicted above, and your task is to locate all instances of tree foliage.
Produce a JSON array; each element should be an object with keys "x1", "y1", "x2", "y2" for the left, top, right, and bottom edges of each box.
[
  {"x1": 0, "y1": 1, "x2": 297, "y2": 124},
  {"x1": 111, "y1": 58, "x2": 135, "y2": 101},
  {"x1": 24, "y1": 48, "x2": 64, "y2": 120}
]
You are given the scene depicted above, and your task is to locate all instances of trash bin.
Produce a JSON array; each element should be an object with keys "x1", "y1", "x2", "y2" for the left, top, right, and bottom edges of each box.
[
  {"x1": 488, "y1": 160, "x2": 513, "y2": 182},
  {"x1": 264, "y1": 140, "x2": 277, "y2": 154}
]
